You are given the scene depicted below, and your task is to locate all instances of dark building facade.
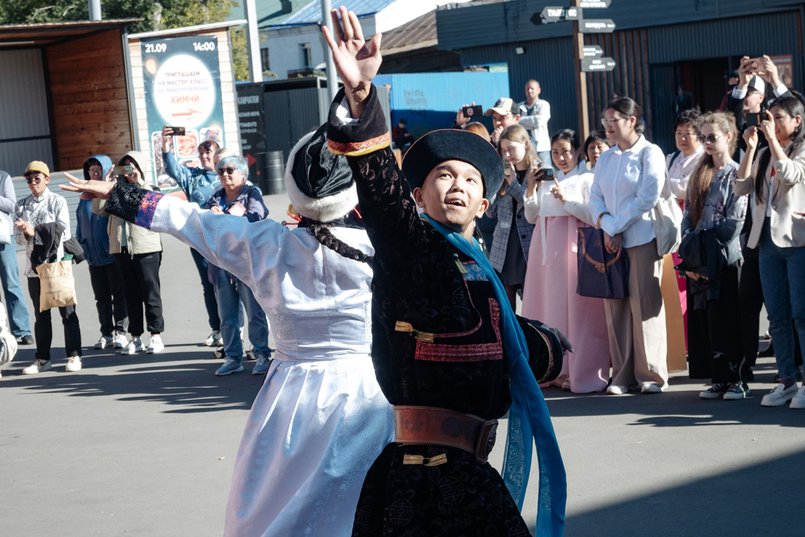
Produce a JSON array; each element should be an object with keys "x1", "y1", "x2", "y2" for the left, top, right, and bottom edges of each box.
[{"x1": 436, "y1": 0, "x2": 805, "y2": 151}]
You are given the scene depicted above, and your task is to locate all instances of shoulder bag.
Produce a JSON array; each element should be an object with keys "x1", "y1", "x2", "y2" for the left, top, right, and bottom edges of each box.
[
  {"x1": 576, "y1": 226, "x2": 630, "y2": 299},
  {"x1": 642, "y1": 145, "x2": 683, "y2": 256},
  {"x1": 35, "y1": 260, "x2": 77, "y2": 312},
  {"x1": 0, "y1": 211, "x2": 11, "y2": 245}
]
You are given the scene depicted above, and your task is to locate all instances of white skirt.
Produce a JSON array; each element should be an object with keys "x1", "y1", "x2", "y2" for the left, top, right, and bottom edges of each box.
[{"x1": 224, "y1": 354, "x2": 394, "y2": 537}]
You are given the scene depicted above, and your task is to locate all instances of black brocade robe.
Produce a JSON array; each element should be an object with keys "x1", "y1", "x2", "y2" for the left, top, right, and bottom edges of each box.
[{"x1": 335, "y1": 126, "x2": 530, "y2": 534}]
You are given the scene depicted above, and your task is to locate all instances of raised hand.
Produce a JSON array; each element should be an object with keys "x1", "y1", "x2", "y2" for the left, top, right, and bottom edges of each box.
[
  {"x1": 321, "y1": 6, "x2": 382, "y2": 116},
  {"x1": 60, "y1": 172, "x2": 115, "y2": 199},
  {"x1": 743, "y1": 125, "x2": 759, "y2": 153}
]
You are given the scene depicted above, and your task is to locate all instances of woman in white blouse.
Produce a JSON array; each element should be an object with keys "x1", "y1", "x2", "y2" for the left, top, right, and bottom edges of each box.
[
  {"x1": 589, "y1": 97, "x2": 669, "y2": 395},
  {"x1": 521, "y1": 129, "x2": 610, "y2": 393}
]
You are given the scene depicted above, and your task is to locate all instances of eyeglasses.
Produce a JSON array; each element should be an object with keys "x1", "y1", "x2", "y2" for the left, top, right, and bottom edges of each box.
[
  {"x1": 25, "y1": 176, "x2": 43, "y2": 184},
  {"x1": 601, "y1": 117, "x2": 627, "y2": 127},
  {"x1": 701, "y1": 134, "x2": 721, "y2": 144},
  {"x1": 217, "y1": 167, "x2": 237, "y2": 176}
]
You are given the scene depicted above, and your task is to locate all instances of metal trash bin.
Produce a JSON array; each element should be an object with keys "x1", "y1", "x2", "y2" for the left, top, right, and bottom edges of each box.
[{"x1": 263, "y1": 150, "x2": 286, "y2": 195}]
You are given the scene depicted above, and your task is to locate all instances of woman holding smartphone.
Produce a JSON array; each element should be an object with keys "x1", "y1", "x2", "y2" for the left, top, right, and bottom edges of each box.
[
  {"x1": 93, "y1": 152, "x2": 165, "y2": 355},
  {"x1": 736, "y1": 93, "x2": 805, "y2": 409},
  {"x1": 589, "y1": 97, "x2": 669, "y2": 395},
  {"x1": 489, "y1": 124, "x2": 538, "y2": 310},
  {"x1": 522, "y1": 129, "x2": 610, "y2": 393}
]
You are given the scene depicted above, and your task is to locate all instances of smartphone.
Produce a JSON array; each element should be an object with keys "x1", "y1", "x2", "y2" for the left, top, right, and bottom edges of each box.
[
  {"x1": 462, "y1": 105, "x2": 483, "y2": 118},
  {"x1": 745, "y1": 112, "x2": 762, "y2": 127},
  {"x1": 167, "y1": 126, "x2": 186, "y2": 136},
  {"x1": 115, "y1": 165, "x2": 134, "y2": 176},
  {"x1": 542, "y1": 167, "x2": 554, "y2": 179}
]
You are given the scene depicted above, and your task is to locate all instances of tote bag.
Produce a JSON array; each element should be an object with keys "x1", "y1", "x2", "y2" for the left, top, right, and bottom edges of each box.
[
  {"x1": 651, "y1": 195, "x2": 683, "y2": 256},
  {"x1": 576, "y1": 227, "x2": 629, "y2": 299},
  {"x1": 0, "y1": 211, "x2": 11, "y2": 245},
  {"x1": 35, "y1": 260, "x2": 77, "y2": 312}
]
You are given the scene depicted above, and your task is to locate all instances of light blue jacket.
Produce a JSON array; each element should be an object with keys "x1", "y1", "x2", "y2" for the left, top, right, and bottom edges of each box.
[{"x1": 75, "y1": 154, "x2": 114, "y2": 266}]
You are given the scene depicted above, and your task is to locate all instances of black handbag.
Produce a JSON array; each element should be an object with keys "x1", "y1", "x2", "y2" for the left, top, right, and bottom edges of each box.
[
  {"x1": 576, "y1": 227, "x2": 629, "y2": 299},
  {"x1": 516, "y1": 315, "x2": 568, "y2": 384}
]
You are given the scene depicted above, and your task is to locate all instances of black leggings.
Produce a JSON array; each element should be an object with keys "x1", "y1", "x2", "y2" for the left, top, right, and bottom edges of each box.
[{"x1": 114, "y1": 251, "x2": 164, "y2": 336}]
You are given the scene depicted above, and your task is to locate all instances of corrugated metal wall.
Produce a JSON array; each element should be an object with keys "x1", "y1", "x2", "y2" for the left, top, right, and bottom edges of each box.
[
  {"x1": 437, "y1": 0, "x2": 799, "y2": 50},
  {"x1": 263, "y1": 85, "x2": 329, "y2": 157},
  {"x1": 459, "y1": 38, "x2": 579, "y2": 142},
  {"x1": 448, "y1": 5, "x2": 804, "y2": 149},
  {"x1": 648, "y1": 12, "x2": 802, "y2": 64},
  {"x1": 0, "y1": 49, "x2": 53, "y2": 176},
  {"x1": 584, "y1": 29, "x2": 654, "y2": 137}
]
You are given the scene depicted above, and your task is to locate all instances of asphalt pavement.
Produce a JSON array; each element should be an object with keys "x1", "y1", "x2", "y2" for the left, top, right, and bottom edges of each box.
[{"x1": 1, "y1": 191, "x2": 803, "y2": 537}]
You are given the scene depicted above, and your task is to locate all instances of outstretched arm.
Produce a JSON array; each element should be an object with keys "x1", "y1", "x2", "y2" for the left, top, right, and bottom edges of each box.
[{"x1": 321, "y1": 6, "x2": 382, "y2": 118}]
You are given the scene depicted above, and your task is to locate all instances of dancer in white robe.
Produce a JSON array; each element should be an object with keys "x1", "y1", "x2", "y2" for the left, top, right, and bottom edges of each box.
[{"x1": 63, "y1": 126, "x2": 394, "y2": 537}]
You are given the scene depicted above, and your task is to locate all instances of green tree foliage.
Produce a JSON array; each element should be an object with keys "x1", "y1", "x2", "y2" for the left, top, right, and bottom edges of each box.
[
  {"x1": 0, "y1": 1, "x2": 237, "y2": 34},
  {"x1": 0, "y1": 0, "x2": 253, "y2": 80}
]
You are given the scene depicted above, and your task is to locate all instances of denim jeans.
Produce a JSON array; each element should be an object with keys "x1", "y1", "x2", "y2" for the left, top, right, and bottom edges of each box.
[
  {"x1": 214, "y1": 269, "x2": 270, "y2": 361},
  {"x1": 0, "y1": 242, "x2": 32, "y2": 337},
  {"x1": 758, "y1": 221, "x2": 805, "y2": 383},
  {"x1": 190, "y1": 248, "x2": 220, "y2": 332}
]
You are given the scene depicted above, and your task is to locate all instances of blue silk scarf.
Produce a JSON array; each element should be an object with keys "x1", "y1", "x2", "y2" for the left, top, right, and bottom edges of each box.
[{"x1": 424, "y1": 214, "x2": 567, "y2": 537}]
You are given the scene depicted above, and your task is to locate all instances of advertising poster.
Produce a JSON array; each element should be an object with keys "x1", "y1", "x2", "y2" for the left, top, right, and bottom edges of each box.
[
  {"x1": 236, "y1": 84, "x2": 267, "y2": 189},
  {"x1": 141, "y1": 35, "x2": 225, "y2": 191}
]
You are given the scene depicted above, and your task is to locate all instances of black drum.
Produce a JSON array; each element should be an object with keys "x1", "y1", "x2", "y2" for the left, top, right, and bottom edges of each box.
[{"x1": 516, "y1": 315, "x2": 568, "y2": 384}]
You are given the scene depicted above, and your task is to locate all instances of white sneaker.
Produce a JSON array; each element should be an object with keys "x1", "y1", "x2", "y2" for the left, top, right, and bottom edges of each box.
[
  {"x1": 65, "y1": 356, "x2": 82, "y2": 372},
  {"x1": 761, "y1": 383, "x2": 798, "y2": 407},
  {"x1": 119, "y1": 341, "x2": 136, "y2": 355},
  {"x1": 607, "y1": 384, "x2": 628, "y2": 395},
  {"x1": 203, "y1": 330, "x2": 223, "y2": 347},
  {"x1": 146, "y1": 334, "x2": 164, "y2": 354},
  {"x1": 132, "y1": 337, "x2": 145, "y2": 353},
  {"x1": 112, "y1": 332, "x2": 129, "y2": 349},
  {"x1": 789, "y1": 386, "x2": 805, "y2": 409},
  {"x1": 22, "y1": 360, "x2": 52, "y2": 375},
  {"x1": 94, "y1": 336, "x2": 113, "y2": 350},
  {"x1": 640, "y1": 382, "x2": 664, "y2": 394}
]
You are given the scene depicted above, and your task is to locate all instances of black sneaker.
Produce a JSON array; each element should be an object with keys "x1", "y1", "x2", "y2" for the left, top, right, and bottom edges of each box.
[
  {"x1": 723, "y1": 382, "x2": 751, "y2": 400},
  {"x1": 699, "y1": 383, "x2": 729, "y2": 399},
  {"x1": 16, "y1": 335, "x2": 34, "y2": 345}
]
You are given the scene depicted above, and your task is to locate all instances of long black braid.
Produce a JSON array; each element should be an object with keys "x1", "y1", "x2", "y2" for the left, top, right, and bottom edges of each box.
[{"x1": 299, "y1": 216, "x2": 373, "y2": 264}]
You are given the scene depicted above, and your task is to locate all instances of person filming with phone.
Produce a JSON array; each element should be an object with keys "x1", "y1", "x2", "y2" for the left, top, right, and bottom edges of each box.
[
  {"x1": 728, "y1": 55, "x2": 793, "y2": 157},
  {"x1": 161, "y1": 127, "x2": 223, "y2": 348}
]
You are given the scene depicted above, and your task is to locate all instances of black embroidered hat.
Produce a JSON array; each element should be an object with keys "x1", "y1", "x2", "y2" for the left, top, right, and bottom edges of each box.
[
  {"x1": 286, "y1": 123, "x2": 358, "y2": 222},
  {"x1": 401, "y1": 128, "x2": 504, "y2": 199}
]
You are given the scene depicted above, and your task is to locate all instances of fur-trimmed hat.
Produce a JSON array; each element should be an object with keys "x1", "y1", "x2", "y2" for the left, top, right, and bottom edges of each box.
[
  {"x1": 402, "y1": 128, "x2": 504, "y2": 200},
  {"x1": 285, "y1": 124, "x2": 358, "y2": 223}
]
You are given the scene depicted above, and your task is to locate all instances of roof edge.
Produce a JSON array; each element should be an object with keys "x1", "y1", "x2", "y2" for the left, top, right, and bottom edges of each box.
[{"x1": 129, "y1": 19, "x2": 246, "y2": 40}]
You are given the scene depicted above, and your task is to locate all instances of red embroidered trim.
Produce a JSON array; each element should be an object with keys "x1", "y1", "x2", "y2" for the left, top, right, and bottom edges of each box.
[
  {"x1": 328, "y1": 133, "x2": 391, "y2": 156},
  {"x1": 414, "y1": 299, "x2": 504, "y2": 362}
]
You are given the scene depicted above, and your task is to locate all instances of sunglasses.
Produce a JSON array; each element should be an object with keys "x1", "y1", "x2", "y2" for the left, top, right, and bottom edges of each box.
[
  {"x1": 701, "y1": 134, "x2": 721, "y2": 144},
  {"x1": 217, "y1": 167, "x2": 238, "y2": 176},
  {"x1": 25, "y1": 176, "x2": 44, "y2": 184}
]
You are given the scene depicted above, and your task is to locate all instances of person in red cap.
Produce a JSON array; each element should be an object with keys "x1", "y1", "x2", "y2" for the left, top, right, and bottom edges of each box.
[{"x1": 322, "y1": 7, "x2": 565, "y2": 536}]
